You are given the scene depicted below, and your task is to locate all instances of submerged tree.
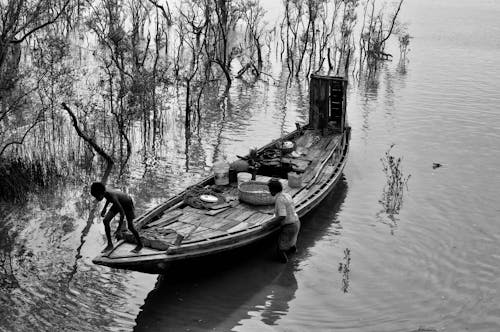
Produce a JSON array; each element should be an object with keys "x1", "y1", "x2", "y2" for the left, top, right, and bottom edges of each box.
[
  {"x1": 358, "y1": 0, "x2": 405, "y2": 74},
  {"x1": 379, "y1": 144, "x2": 410, "y2": 216},
  {"x1": 0, "y1": 0, "x2": 411, "y2": 202},
  {"x1": 237, "y1": 0, "x2": 267, "y2": 79}
]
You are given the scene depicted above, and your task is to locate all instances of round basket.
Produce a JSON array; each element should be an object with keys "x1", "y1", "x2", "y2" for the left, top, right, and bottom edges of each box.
[{"x1": 238, "y1": 181, "x2": 275, "y2": 205}]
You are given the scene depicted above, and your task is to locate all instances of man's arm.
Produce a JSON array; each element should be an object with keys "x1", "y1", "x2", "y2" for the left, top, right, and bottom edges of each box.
[
  {"x1": 101, "y1": 200, "x2": 110, "y2": 217},
  {"x1": 274, "y1": 196, "x2": 287, "y2": 225}
]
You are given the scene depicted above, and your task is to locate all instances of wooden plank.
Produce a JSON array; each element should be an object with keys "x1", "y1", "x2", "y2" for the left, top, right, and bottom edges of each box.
[
  {"x1": 205, "y1": 207, "x2": 231, "y2": 216},
  {"x1": 315, "y1": 165, "x2": 336, "y2": 184},
  {"x1": 217, "y1": 204, "x2": 245, "y2": 219},
  {"x1": 253, "y1": 214, "x2": 273, "y2": 226},
  {"x1": 245, "y1": 212, "x2": 271, "y2": 226},
  {"x1": 227, "y1": 222, "x2": 249, "y2": 233},
  {"x1": 208, "y1": 200, "x2": 239, "y2": 218},
  {"x1": 294, "y1": 165, "x2": 336, "y2": 204},
  {"x1": 217, "y1": 218, "x2": 245, "y2": 232},
  {"x1": 135, "y1": 199, "x2": 184, "y2": 229},
  {"x1": 222, "y1": 207, "x2": 255, "y2": 222},
  {"x1": 209, "y1": 203, "x2": 230, "y2": 210},
  {"x1": 186, "y1": 226, "x2": 226, "y2": 243},
  {"x1": 306, "y1": 145, "x2": 339, "y2": 188},
  {"x1": 143, "y1": 211, "x2": 183, "y2": 229},
  {"x1": 302, "y1": 136, "x2": 333, "y2": 166},
  {"x1": 182, "y1": 206, "x2": 206, "y2": 215},
  {"x1": 253, "y1": 205, "x2": 274, "y2": 215},
  {"x1": 302, "y1": 137, "x2": 338, "y2": 183},
  {"x1": 170, "y1": 221, "x2": 200, "y2": 234},
  {"x1": 235, "y1": 210, "x2": 258, "y2": 222},
  {"x1": 178, "y1": 211, "x2": 203, "y2": 224},
  {"x1": 201, "y1": 215, "x2": 233, "y2": 231}
]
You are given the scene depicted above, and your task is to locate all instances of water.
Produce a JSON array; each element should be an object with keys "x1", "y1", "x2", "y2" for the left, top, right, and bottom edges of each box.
[{"x1": 2, "y1": 0, "x2": 500, "y2": 331}]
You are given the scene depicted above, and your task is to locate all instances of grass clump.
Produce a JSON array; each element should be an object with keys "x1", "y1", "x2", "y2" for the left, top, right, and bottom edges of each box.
[
  {"x1": 0, "y1": 156, "x2": 63, "y2": 202},
  {"x1": 379, "y1": 144, "x2": 410, "y2": 216}
]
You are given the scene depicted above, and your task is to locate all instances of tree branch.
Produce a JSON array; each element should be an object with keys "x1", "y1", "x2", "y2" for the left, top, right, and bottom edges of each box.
[
  {"x1": 61, "y1": 102, "x2": 114, "y2": 167},
  {"x1": 0, "y1": 111, "x2": 44, "y2": 157},
  {"x1": 11, "y1": 0, "x2": 71, "y2": 44},
  {"x1": 147, "y1": 0, "x2": 172, "y2": 26},
  {"x1": 381, "y1": 0, "x2": 404, "y2": 44}
]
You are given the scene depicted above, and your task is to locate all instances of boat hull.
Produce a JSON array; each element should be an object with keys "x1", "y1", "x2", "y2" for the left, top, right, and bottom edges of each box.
[{"x1": 92, "y1": 128, "x2": 350, "y2": 274}]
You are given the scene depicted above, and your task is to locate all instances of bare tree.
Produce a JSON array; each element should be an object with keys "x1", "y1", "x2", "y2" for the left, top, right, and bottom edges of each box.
[
  {"x1": 85, "y1": 0, "x2": 157, "y2": 172},
  {"x1": 360, "y1": 0, "x2": 405, "y2": 67},
  {"x1": 0, "y1": 0, "x2": 72, "y2": 158},
  {"x1": 62, "y1": 103, "x2": 114, "y2": 172},
  {"x1": 0, "y1": 0, "x2": 71, "y2": 89},
  {"x1": 237, "y1": 0, "x2": 267, "y2": 78}
]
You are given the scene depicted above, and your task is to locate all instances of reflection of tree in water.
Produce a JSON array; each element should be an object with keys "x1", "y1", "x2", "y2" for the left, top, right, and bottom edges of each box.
[
  {"x1": 0, "y1": 221, "x2": 21, "y2": 290},
  {"x1": 194, "y1": 79, "x2": 272, "y2": 162},
  {"x1": 338, "y1": 247, "x2": 351, "y2": 293},
  {"x1": 0, "y1": 183, "x2": 152, "y2": 331},
  {"x1": 396, "y1": 57, "x2": 409, "y2": 76},
  {"x1": 357, "y1": 67, "x2": 383, "y2": 140},
  {"x1": 357, "y1": 60, "x2": 409, "y2": 146}
]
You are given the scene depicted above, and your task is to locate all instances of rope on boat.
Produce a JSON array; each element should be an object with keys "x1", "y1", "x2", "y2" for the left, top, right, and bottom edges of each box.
[{"x1": 183, "y1": 185, "x2": 226, "y2": 209}]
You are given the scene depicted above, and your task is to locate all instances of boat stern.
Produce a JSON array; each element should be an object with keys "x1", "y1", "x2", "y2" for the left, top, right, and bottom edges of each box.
[{"x1": 92, "y1": 241, "x2": 170, "y2": 274}]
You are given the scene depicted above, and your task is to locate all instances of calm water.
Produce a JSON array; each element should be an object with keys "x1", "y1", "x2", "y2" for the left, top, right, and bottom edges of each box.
[{"x1": 2, "y1": 0, "x2": 500, "y2": 331}]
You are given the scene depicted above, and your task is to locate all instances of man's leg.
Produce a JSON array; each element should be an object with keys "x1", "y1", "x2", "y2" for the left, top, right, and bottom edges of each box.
[
  {"x1": 125, "y1": 205, "x2": 143, "y2": 253},
  {"x1": 277, "y1": 245, "x2": 288, "y2": 263},
  {"x1": 102, "y1": 210, "x2": 117, "y2": 253}
]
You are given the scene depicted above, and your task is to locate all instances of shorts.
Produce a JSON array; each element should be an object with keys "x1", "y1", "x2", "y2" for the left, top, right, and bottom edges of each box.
[
  {"x1": 105, "y1": 199, "x2": 135, "y2": 223},
  {"x1": 278, "y1": 221, "x2": 300, "y2": 251}
]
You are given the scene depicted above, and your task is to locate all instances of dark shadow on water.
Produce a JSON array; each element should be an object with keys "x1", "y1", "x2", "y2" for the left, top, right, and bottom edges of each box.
[{"x1": 134, "y1": 177, "x2": 348, "y2": 331}]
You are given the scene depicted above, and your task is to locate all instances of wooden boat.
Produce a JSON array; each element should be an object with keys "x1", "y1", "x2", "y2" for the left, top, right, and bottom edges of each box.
[{"x1": 92, "y1": 75, "x2": 350, "y2": 273}]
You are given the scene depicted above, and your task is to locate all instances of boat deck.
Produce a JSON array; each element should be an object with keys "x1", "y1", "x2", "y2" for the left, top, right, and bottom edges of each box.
[{"x1": 107, "y1": 128, "x2": 343, "y2": 259}]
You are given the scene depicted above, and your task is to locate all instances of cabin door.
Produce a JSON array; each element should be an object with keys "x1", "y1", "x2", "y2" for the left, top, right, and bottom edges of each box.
[{"x1": 309, "y1": 75, "x2": 347, "y2": 133}]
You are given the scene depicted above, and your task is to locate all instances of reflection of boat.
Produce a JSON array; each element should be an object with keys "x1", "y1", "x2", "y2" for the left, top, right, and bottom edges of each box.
[
  {"x1": 133, "y1": 179, "x2": 349, "y2": 331},
  {"x1": 92, "y1": 75, "x2": 350, "y2": 273}
]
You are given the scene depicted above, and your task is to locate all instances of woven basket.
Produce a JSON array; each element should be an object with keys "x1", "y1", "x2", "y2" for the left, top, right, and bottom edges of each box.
[{"x1": 238, "y1": 181, "x2": 275, "y2": 205}]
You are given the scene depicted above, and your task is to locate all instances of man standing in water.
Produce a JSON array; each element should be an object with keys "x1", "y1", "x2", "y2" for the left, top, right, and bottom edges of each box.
[
  {"x1": 268, "y1": 178, "x2": 300, "y2": 263},
  {"x1": 90, "y1": 182, "x2": 143, "y2": 254}
]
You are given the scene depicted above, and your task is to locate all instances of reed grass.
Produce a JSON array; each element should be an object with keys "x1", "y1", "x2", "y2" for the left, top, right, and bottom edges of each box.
[
  {"x1": 379, "y1": 144, "x2": 411, "y2": 216},
  {"x1": 0, "y1": 156, "x2": 63, "y2": 202}
]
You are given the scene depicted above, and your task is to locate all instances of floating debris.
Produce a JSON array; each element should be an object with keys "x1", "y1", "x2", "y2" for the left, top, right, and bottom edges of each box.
[{"x1": 432, "y1": 162, "x2": 443, "y2": 169}]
